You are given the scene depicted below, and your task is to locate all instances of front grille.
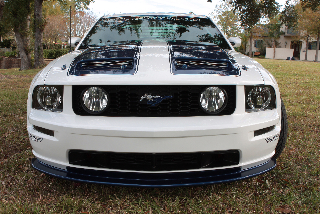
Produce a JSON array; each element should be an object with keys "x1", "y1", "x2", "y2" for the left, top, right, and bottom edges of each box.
[
  {"x1": 72, "y1": 85, "x2": 236, "y2": 116},
  {"x1": 69, "y1": 150, "x2": 240, "y2": 171}
]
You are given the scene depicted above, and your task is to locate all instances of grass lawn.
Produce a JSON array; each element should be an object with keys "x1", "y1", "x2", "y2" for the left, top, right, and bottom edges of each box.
[{"x1": 0, "y1": 59, "x2": 319, "y2": 213}]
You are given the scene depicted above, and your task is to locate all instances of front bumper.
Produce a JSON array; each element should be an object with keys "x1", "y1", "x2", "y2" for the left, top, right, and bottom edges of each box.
[
  {"x1": 32, "y1": 158, "x2": 276, "y2": 187},
  {"x1": 28, "y1": 106, "x2": 281, "y2": 186}
]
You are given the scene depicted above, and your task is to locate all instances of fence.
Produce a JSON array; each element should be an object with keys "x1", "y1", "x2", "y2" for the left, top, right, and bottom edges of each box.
[
  {"x1": 0, "y1": 57, "x2": 21, "y2": 69},
  {"x1": 265, "y1": 48, "x2": 294, "y2": 60}
]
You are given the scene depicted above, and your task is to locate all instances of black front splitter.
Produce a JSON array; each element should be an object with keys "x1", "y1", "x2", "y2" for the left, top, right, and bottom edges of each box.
[{"x1": 31, "y1": 158, "x2": 276, "y2": 187}]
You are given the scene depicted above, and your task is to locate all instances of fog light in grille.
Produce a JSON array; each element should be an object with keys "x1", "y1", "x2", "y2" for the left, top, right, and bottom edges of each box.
[
  {"x1": 82, "y1": 87, "x2": 108, "y2": 114},
  {"x1": 200, "y1": 87, "x2": 227, "y2": 114}
]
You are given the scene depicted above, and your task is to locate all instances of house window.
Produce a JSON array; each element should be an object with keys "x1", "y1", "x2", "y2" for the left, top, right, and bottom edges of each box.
[
  {"x1": 254, "y1": 40, "x2": 264, "y2": 49},
  {"x1": 308, "y1": 42, "x2": 320, "y2": 50}
]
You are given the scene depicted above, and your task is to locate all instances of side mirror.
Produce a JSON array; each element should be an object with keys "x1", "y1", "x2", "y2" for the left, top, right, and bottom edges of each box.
[
  {"x1": 69, "y1": 37, "x2": 82, "y2": 48},
  {"x1": 228, "y1": 37, "x2": 241, "y2": 48}
]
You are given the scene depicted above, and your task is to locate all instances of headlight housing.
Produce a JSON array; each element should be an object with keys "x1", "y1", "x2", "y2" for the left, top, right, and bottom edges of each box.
[
  {"x1": 245, "y1": 85, "x2": 276, "y2": 112},
  {"x1": 82, "y1": 87, "x2": 109, "y2": 114},
  {"x1": 199, "y1": 87, "x2": 228, "y2": 114},
  {"x1": 32, "y1": 85, "x2": 63, "y2": 112}
]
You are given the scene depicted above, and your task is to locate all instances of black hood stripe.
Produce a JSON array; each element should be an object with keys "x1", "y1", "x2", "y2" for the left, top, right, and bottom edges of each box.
[{"x1": 68, "y1": 42, "x2": 240, "y2": 76}]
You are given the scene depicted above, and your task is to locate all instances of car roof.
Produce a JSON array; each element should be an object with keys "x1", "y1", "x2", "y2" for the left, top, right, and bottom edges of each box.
[{"x1": 102, "y1": 12, "x2": 208, "y2": 19}]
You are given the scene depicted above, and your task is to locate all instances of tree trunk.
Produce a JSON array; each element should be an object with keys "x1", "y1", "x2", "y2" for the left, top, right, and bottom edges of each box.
[
  {"x1": 316, "y1": 33, "x2": 319, "y2": 62},
  {"x1": 273, "y1": 40, "x2": 276, "y2": 59},
  {"x1": 34, "y1": 0, "x2": 44, "y2": 68},
  {"x1": 0, "y1": 0, "x2": 4, "y2": 22},
  {"x1": 249, "y1": 30, "x2": 253, "y2": 57},
  {"x1": 305, "y1": 36, "x2": 309, "y2": 61},
  {"x1": 14, "y1": 24, "x2": 32, "y2": 70}
]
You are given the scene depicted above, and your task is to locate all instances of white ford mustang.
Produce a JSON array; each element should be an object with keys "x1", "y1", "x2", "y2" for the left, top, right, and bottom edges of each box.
[{"x1": 27, "y1": 13, "x2": 288, "y2": 187}]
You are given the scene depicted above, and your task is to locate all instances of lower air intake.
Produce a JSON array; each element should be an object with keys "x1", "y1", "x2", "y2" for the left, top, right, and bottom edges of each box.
[{"x1": 69, "y1": 150, "x2": 240, "y2": 171}]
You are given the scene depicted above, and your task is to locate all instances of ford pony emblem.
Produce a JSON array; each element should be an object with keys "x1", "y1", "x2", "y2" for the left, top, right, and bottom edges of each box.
[{"x1": 140, "y1": 94, "x2": 173, "y2": 107}]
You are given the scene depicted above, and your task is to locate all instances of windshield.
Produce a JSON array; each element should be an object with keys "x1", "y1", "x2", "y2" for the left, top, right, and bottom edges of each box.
[{"x1": 79, "y1": 15, "x2": 231, "y2": 50}]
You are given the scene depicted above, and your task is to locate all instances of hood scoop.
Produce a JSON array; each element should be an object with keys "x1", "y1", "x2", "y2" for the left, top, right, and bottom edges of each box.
[
  {"x1": 173, "y1": 58, "x2": 236, "y2": 75},
  {"x1": 169, "y1": 41, "x2": 240, "y2": 76},
  {"x1": 68, "y1": 45, "x2": 140, "y2": 76},
  {"x1": 73, "y1": 58, "x2": 135, "y2": 75}
]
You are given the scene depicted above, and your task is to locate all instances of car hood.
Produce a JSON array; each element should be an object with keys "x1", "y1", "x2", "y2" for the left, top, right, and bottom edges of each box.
[{"x1": 37, "y1": 42, "x2": 270, "y2": 86}]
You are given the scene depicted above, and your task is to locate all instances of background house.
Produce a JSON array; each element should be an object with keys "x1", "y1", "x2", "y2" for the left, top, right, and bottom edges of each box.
[{"x1": 247, "y1": 25, "x2": 319, "y2": 61}]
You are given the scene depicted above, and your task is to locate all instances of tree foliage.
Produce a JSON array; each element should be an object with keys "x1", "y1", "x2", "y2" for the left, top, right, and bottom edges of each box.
[
  {"x1": 264, "y1": 15, "x2": 283, "y2": 45},
  {"x1": 57, "y1": 0, "x2": 93, "y2": 12},
  {"x1": 225, "y1": 0, "x2": 279, "y2": 57},
  {"x1": 281, "y1": 1, "x2": 299, "y2": 29},
  {"x1": 214, "y1": 2, "x2": 241, "y2": 38},
  {"x1": 0, "y1": 0, "x2": 94, "y2": 69},
  {"x1": 71, "y1": 10, "x2": 96, "y2": 38},
  {"x1": 264, "y1": 15, "x2": 284, "y2": 58},
  {"x1": 33, "y1": 0, "x2": 94, "y2": 68},
  {"x1": 42, "y1": 0, "x2": 96, "y2": 45},
  {"x1": 228, "y1": 0, "x2": 279, "y2": 30},
  {"x1": 43, "y1": 14, "x2": 67, "y2": 48},
  {"x1": 297, "y1": 4, "x2": 320, "y2": 61},
  {"x1": 301, "y1": 0, "x2": 320, "y2": 11},
  {"x1": 43, "y1": 9, "x2": 96, "y2": 48},
  {"x1": 2, "y1": 0, "x2": 32, "y2": 30},
  {"x1": 281, "y1": 0, "x2": 320, "y2": 29},
  {"x1": 281, "y1": 1, "x2": 320, "y2": 61}
]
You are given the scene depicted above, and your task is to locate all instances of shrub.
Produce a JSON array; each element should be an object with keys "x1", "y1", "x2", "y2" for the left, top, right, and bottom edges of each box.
[
  {"x1": 43, "y1": 49, "x2": 69, "y2": 59},
  {"x1": 4, "y1": 51, "x2": 17, "y2": 58}
]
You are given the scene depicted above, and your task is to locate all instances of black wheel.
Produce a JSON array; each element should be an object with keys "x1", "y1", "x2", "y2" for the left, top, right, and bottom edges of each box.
[{"x1": 273, "y1": 99, "x2": 288, "y2": 159}]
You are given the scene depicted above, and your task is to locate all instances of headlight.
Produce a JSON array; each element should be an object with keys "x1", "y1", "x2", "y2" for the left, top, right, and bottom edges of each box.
[
  {"x1": 82, "y1": 87, "x2": 109, "y2": 114},
  {"x1": 200, "y1": 87, "x2": 227, "y2": 114},
  {"x1": 32, "y1": 86, "x2": 63, "y2": 112},
  {"x1": 245, "y1": 86, "x2": 276, "y2": 112}
]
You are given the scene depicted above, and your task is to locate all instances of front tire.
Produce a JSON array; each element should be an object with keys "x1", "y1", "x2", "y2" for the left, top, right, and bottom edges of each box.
[{"x1": 273, "y1": 99, "x2": 288, "y2": 159}]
